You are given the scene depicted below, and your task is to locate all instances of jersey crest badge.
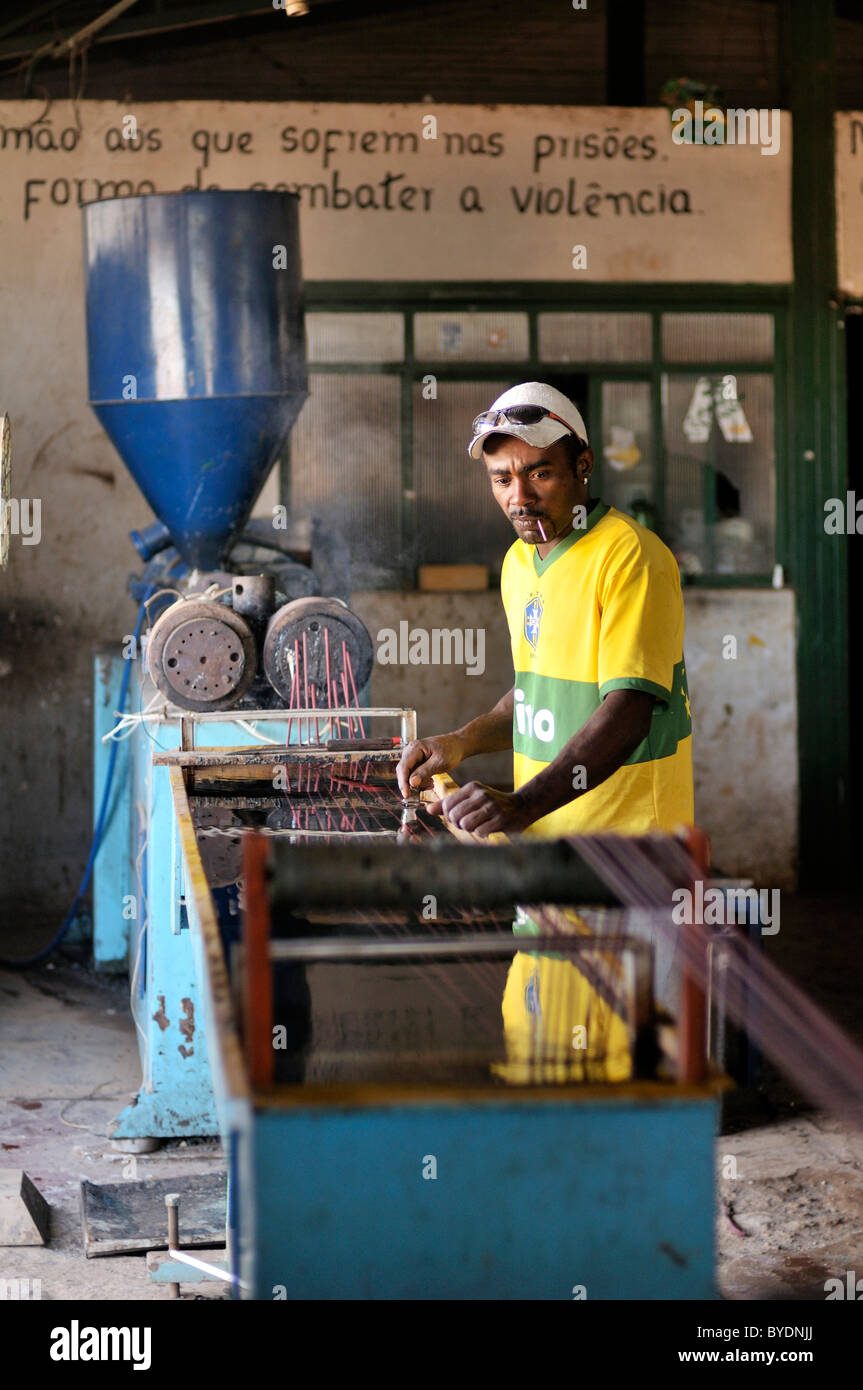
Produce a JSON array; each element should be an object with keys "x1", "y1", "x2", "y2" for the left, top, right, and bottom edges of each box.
[
  {"x1": 524, "y1": 969, "x2": 541, "y2": 1016},
  {"x1": 524, "y1": 594, "x2": 543, "y2": 650}
]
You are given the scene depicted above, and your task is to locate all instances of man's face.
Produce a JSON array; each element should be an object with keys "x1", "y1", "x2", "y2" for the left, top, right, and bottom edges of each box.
[{"x1": 482, "y1": 436, "x2": 592, "y2": 548}]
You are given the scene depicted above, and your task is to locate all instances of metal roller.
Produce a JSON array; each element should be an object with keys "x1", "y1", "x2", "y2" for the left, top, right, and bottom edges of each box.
[
  {"x1": 147, "y1": 598, "x2": 257, "y2": 711},
  {"x1": 262, "y1": 596, "x2": 374, "y2": 705},
  {"x1": 267, "y1": 839, "x2": 622, "y2": 914}
]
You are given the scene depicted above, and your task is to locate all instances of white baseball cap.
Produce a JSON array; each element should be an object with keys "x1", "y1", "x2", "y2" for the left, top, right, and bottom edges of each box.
[{"x1": 468, "y1": 381, "x2": 589, "y2": 460}]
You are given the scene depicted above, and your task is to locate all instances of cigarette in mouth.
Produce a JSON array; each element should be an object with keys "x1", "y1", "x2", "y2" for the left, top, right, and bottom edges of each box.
[{"x1": 536, "y1": 519, "x2": 548, "y2": 542}]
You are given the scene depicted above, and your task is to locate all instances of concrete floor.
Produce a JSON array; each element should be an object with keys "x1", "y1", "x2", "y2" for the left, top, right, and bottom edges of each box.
[
  {"x1": 0, "y1": 960, "x2": 226, "y2": 1300},
  {"x1": 0, "y1": 894, "x2": 861, "y2": 1301},
  {"x1": 715, "y1": 892, "x2": 863, "y2": 1300}
]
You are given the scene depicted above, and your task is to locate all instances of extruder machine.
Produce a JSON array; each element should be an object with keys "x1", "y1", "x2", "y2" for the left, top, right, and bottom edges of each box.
[
  {"x1": 87, "y1": 189, "x2": 383, "y2": 1140},
  {"x1": 85, "y1": 188, "x2": 863, "y2": 1302}
]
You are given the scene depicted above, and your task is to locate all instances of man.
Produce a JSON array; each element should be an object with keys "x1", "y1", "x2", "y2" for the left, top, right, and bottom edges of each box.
[{"x1": 397, "y1": 381, "x2": 694, "y2": 840}]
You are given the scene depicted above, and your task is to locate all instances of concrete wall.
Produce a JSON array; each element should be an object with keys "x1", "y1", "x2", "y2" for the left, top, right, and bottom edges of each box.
[
  {"x1": 683, "y1": 588, "x2": 798, "y2": 891},
  {"x1": 353, "y1": 586, "x2": 799, "y2": 890},
  {"x1": 0, "y1": 448, "x2": 279, "y2": 934},
  {"x1": 351, "y1": 591, "x2": 515, "y2": 793}
]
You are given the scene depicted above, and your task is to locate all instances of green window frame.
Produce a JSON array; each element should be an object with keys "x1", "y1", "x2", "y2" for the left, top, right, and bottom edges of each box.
[{"x1": 290, "y1": 284, "x2": 788, "y2": 591}]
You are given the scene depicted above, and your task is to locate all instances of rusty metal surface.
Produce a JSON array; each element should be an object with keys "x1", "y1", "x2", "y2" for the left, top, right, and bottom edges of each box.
[
  {"x1": 262, "y1": 595, "x2": 374, "y2": 704},
  {"x1": 147, "y1": 599, "x2": 257, "y2": 711},
  {"x1": 81, "y1": 1172, "x2": 226, "y2": 1258},
  {"x1": 168, "y1": 767, "x2": 250, "y2": 1111},
  {"x1": 154, "y1": 748, "x2": 401, "y2": 772},
  {"x1": 194, "y1": 806, "x2": 246, "y2": 887},
  {"x1": 231, "y1": 574, "x2": 275, "y2": 622}
]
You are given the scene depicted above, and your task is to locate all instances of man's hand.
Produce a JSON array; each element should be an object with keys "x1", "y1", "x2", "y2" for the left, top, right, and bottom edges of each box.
[
  {"x1": 396, "y1": 732, "x2": 467, "y2": 798},
  {"x1": 427, "y1": 781, "x2": 533, "y2": 838},
  {"x1": 397, "y1": 689, "x2": 515, "y2": 799}
]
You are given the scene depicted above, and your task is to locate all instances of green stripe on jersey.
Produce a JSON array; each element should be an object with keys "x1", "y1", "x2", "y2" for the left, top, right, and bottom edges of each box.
[{"x1": 513, "y1": 660, "x2": 692, "y2": 766}]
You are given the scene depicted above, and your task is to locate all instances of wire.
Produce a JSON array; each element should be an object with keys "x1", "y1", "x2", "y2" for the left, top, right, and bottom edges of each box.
[
  {"x1": 58, "y1": 1078, "x2": 126, "y2": 1138},
  {"x1": 233, "y1": 719, "x2": 282, "y2": 745},
  {"x1": 143, "y1": 587, "x2": 184, "y2": 612},
  {"x1": 0, "y1": 586, "x2": 156, "y2": 969},
  {"x1": 102, "y1": 690, "x2": 169, "y2": 742}
]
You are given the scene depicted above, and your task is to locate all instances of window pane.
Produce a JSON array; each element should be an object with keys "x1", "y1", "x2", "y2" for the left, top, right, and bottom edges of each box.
[
  {"x1": 306, "y1": 313, "x2": 404, "y2": 363},
  {"x1": 414, "y1": 380, "x2": 516, "y2": 574},
  {"x1": 598, "y1": 382, "x2": 655, "y2": 521},
  {"x1": 661, "y1": 313, "x2": 774, "y2": 363},
  {"x1": 663, "y1": 373, "x2": 775, "y2": 575},
  {"x1": 290, "y1": 374, "x2": 402, "y2": 588},
  {"x1": 539, "y1": 312, "x2": 652, "y2": 363},
  {"x1": 414, "y1": 312, "x2": 529, "y2": 361}
]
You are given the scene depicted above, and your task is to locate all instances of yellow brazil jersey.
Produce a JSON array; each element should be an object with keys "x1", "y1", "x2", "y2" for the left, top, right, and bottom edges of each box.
[
  {"x1": 497, "y1": 502, "x2": 693, "y2": 1087},
  {"x1": 495, "y1": 946, "x2": 634, "y2": 1085},
  {"x1": 500, "y1": 500, "x2": 694, "y2": 838}
]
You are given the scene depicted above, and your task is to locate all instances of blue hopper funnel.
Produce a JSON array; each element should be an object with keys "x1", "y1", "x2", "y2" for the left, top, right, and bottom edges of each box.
[{"x1": 82, "y1": 191, "x2": 307, "y2": 571}]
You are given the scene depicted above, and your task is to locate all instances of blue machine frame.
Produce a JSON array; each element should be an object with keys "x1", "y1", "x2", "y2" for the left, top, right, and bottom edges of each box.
[
  {"x1": 240, "y1": 1094, "x2": 718, "y2": 1300},
  {"x1": 165, "y1": 766, "x2": 721, "y2": 1301},
  {"x1": 94, "y1": 660, "x2": 721, "y2": 1296},
  {"x1": 93, "y1": 651, "x2": 288, "y2": 1139}
]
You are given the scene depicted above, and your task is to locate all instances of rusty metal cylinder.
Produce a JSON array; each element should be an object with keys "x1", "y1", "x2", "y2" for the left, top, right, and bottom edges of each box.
[
  {"x1": 268, "y1": 840, "x2": 619, "y2": 914},
  {"x1": 262, "y1": 596, "x2": 374, "y2": 705},
  {"x1": 146, "y1": 598, "x2": 257, "y2": 711}
]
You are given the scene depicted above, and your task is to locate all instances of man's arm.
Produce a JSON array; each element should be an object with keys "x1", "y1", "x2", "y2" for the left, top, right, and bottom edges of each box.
[
  {"x1": 436, "y1": 688, "x2": 655, "y2": 835},
  {"x1": 396, "y1": 687, "x2": 514, "y2": 798}
]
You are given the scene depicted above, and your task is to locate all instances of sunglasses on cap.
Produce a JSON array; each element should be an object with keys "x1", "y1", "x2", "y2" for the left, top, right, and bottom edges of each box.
[{"x1": 472, "y1": 404, "x2": 584, "y2": 441}]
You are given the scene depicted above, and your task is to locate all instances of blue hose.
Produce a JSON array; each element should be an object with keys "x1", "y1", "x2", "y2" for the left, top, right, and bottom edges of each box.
[{"x1": 0, "y1": 590, "x2": 155, "y2": 969}]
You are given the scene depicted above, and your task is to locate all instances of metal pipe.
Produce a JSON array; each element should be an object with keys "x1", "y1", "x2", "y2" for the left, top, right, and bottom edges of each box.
[
  {"x1": 170, "y1": 706, "x2": 415, "y2": 723},
  {"x1": 268, "y1": 838, "x2": 620, "y2": 914},
  {"x1": 267, "y1": 933, "x2": 650, "y2": 962},
  {"x1": 36, "y1": 0, "x2": 143, "y2": 61},
  {"x1": 129, "y1": 519, "x2": 172, "y2": 561},
  {"x1": 165, "y1": 1194, "x2": 180, "y2": 1299}
]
